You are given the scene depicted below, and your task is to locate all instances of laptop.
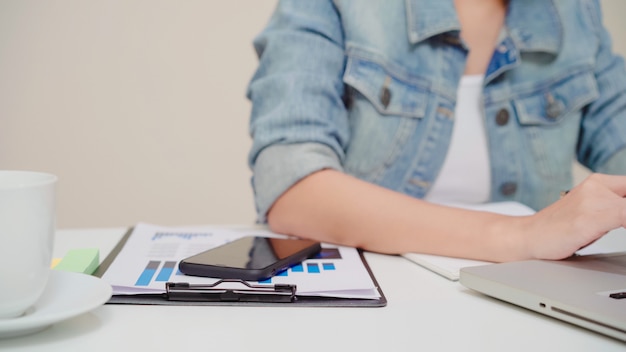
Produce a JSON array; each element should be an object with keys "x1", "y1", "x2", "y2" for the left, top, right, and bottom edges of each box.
[{"x1": 459, "y1": 252, "x2": 626, "y2": 341}]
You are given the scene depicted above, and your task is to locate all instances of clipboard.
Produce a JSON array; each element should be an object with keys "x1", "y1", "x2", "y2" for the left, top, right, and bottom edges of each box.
[{"x1": 94, "y1": 228, "x2": 387, "y2": 307}]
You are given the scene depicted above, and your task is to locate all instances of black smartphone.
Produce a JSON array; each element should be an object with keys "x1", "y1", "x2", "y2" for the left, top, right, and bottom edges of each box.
[{"x1": 178, "y1": 236, "x2": 322, "y2": 281}]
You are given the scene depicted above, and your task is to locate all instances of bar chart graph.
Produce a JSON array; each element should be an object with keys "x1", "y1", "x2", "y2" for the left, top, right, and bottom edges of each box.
[
  {"x1": 102, "y1": 223, "x2": 381, "y2": 299},
  {"x1": 134, "y1": 248, "x2": 343, "y2": 286}
]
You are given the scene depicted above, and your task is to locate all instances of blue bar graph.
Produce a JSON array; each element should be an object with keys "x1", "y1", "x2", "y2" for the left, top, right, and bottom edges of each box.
[
  {"x1": 155, "y1": 261, "x2": 177, "y2": 282},
  {"x1": 136, "y1": 261, "x2": 160, "y2": 286},
  {"x1": 307, "y1": 263, "x2": 320, "y2": 273},
  {"x1": 314, "y1": 248, "x2": 342, "y2": 260},
  {"x1": 256, "y1": 248, "x2": 343, "y2": 283},
  {"x1": 322, "y1": 263, "x2": 335, "y2": 270}
]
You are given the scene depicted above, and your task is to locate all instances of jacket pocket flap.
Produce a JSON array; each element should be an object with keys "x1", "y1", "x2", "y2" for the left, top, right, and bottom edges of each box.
[
  {"x1": 513, "y1": 70, "x2": 598, "y2": 125},
  {"x1": 343, "y1": 50, "x2": 430, "y2": 118}
]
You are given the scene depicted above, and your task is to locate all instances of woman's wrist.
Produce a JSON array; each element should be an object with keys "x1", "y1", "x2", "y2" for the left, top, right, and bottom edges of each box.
[{"x1": 484, "y1": 212, "x2": 533, "y2": 262}]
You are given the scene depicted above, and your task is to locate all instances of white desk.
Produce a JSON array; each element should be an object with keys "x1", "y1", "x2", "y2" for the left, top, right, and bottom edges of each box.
[{"x1": 1, "y1": 227, "x2": 624, "y2": 352}]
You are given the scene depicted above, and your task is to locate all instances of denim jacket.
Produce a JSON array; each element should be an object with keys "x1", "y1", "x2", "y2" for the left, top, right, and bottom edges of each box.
[{"x1": 247, "y1": 0, "x2": 626, "y2": 222}]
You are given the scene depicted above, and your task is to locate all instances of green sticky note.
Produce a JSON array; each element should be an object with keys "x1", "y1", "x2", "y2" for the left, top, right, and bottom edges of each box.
[{"x1": 53, "y1": 248, "x2": 100, "y2": 275}]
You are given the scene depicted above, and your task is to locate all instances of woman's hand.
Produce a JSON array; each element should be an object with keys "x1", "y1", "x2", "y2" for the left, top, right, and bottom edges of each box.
[{"x1": 519, "y1": 173, "x2": 626, "y2": 260}]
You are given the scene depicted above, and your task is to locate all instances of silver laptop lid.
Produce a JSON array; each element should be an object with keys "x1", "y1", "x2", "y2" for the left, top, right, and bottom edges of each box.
[{"x1": 459, "y1": 252, "x2": 626, "y2": 342}]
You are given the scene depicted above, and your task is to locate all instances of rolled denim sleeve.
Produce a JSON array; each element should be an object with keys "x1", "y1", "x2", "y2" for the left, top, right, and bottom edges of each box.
[
  {"x1": 246, "y1": 1, "x2": 350, "y2": 222},
  {"x1": 578, "y1": 0, "x2": 626, "y2": 174},
  {"x1": 597, "y1": 148, "x2": 626, "y2": 175},
  {"x1": 252, "y1": 143, "x2": 343, "y2": 223}
]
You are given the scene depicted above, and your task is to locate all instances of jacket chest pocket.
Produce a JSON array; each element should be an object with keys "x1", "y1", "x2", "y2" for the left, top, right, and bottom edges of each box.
[
  {"x1": 343, "y1": 51, "x2": 430, "y2": 118},
  {"x1": 341, "y1": 49, "x2": 434, "y2": 180},
  {"x1": 512, "y1": 69, "x2": 599, "y2": 178}
]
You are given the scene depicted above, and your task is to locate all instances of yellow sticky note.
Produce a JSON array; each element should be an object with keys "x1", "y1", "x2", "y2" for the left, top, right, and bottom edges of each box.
[
  {"x1": 50, "y1": 257, "x2": 62, "y2": 269},
  {"x1": 53, "y1": 248, "x2": 100, "y2": 275}
]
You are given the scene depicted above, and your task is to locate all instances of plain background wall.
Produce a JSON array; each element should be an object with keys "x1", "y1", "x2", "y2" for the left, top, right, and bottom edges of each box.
[
  {"x1": 0, "y1": 1, "x2": 624, "y2": 229},
  {"x1": 0, "y1": 1, "x2": 278, "y2": 228}
]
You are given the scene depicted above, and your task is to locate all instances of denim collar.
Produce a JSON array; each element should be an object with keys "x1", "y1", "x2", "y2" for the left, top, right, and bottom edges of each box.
[{"x1": 405, "y1": 0, "x2": 562, "y2": 55}]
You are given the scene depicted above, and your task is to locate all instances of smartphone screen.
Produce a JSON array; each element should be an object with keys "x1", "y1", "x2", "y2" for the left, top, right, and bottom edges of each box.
[{"x1": 178, "y1": 236, "x2": 321, "y2": 281}]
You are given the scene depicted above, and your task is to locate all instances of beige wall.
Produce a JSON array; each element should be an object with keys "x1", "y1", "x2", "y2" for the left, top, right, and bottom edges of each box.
[
  {"x1": 0, "y1": 1, "x2": 278, "y2": 228},
  {"x1": 0, "y1": 1, "x2": 624, "y2": 228}
]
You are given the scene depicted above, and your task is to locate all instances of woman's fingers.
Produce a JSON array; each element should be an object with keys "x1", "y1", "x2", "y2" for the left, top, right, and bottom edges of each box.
[
  {"x1": 524, "y1": 173, "x2": 626, "y2": 260},
  {"x1": 573, "y1": 173, "x2": 626, "y2": 197}
]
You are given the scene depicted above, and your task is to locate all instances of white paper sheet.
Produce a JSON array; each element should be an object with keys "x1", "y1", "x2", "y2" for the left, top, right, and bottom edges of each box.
[{"x1": 101, "y1": 223, "x2": 380, "y2": 299}]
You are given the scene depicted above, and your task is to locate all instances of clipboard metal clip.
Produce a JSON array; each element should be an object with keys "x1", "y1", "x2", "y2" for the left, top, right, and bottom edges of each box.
[{"x1": 165, "y1": 279, "x2": 297, "y2": 303}]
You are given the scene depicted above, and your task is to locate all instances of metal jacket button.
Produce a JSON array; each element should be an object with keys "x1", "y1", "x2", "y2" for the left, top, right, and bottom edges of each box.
[
  {"x1": 380, "y1": 76, "x2": 392, "y2": 108},
  {"x1": 495, "y1": 109, "x2": 510, "y2": 126},
  {"x1": 546, "y1": 93, "x2": 562, "y2": 120},
  {"x1": 380, "y1": 87, "x2": 391, "y2": 108},
  {"x1": 500, "y1": 182, "x2": 517, "y2": 196}
]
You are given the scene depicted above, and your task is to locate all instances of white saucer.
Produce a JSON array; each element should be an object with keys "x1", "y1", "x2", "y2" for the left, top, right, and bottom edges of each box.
[{"x1": 0, "y1": 270, "x2": 112, "y2": 339}]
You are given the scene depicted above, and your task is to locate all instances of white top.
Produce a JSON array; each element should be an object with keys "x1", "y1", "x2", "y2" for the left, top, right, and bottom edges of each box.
[{"x1": 425, "y1": 75, "x2": 490, "y2": 204}]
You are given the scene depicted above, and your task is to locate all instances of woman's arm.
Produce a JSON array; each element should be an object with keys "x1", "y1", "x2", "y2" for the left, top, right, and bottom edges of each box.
[{"x1": 269, "y1": 170, "x2": 626, "y2": 262}]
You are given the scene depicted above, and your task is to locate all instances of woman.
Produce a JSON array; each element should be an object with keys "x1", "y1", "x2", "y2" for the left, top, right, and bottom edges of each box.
[{"x1": 247, "y1": 0, "x2": 626, "y2": 262}]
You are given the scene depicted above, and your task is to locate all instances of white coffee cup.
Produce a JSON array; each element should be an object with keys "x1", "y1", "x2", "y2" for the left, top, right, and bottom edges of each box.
[{"x1": 0, "y1": 171, "x2": 57, "y2": 319}]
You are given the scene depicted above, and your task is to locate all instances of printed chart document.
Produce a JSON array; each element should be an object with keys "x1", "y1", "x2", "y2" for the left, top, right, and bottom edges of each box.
[
  {"x1": 402, "y1": 201, "x2": 535, "y2": 281},
  {"x1": 101, "y1": 223, "x2": 381, "y2": 300}
]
